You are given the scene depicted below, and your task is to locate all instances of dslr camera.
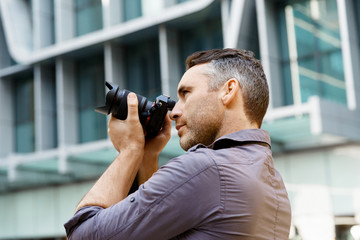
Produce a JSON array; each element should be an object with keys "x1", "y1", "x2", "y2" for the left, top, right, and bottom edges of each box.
[{"x1": 95, "y1": 82, "x2": 176, "y2": 137}]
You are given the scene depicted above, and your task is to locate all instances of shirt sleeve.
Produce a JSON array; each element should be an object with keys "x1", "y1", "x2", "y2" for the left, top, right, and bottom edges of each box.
[
  {"x1": 64, "y1": 150, "x2": 222, "y2": 240},
  {"x1": 64, "y1": 206, "x2": 104, "y2": 238}
]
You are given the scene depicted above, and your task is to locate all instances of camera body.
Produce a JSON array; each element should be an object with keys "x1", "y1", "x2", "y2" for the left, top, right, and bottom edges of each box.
[{"x1": 95, "y1": 82, "x2": 176, "y2": 137}]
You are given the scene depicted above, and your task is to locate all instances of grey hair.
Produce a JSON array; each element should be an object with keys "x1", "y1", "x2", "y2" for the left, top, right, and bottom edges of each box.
[{"x1": 203, "y1": 51, "x2": 269, "y2": 127}]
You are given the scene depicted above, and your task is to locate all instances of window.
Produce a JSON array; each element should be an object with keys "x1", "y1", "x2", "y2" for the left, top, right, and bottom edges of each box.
[
  {"x1": 13, "y1": 77, "x2": 35, "y2": 153},
  {"x1": 277, "y1": 0, "x2": 346, "y2": 106},
  {"x1": 124, "y1": 39, "x2": 161, "y2": 100},
  {"x1": 123, "y1": 0, "x2": 142, "y2": 21},
  {"x1": 178, "y1": 17, "x2": 223, "y2": 71},
  {"x1": 44, "y1": 64, "x2": 58, "y2": 149},
  {"x1": 354, "y1": 0, "x2": 360, "y2": 53},
  {"x1": 75, "y1": 0, "x2": 103, "y2": 36},
  {"x1": 0, "y1": 15, "x2": 16, "y2": 68},
  {"x1": 47, "y1": 0, "x2": 55, "y2": 46},
  {"x1": 76, "y1": 54, "x2": 107, "y2": 143}
]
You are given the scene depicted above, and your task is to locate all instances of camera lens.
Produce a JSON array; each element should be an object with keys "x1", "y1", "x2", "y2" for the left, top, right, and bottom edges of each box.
[
  {"x1": 95, "y1": 81, "x2": 175, "y2": 136},
  {"x1": 112, "y1": 89, "x2": 153, "y2": 124},
  {"x1": 94, "y1": 82, "x2": 153, "y2": 124}
]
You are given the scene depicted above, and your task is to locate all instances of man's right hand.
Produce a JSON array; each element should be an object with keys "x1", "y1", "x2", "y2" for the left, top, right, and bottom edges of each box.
[
  {"x1": 138, "y1": 114, "x2": 172, "y2": 184},
  {"x1": 144, "y1": 114, "x2": 172, "y2": 156},
  {"x1": 108, "y1": 92, "x2": 145, "y2": 153},
  {"x1": 75, "y1": 93, "x2": 146, "y2": 211}
]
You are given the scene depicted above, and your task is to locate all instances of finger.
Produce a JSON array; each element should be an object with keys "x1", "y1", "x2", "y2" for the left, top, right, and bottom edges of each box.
[
  {"x1": 108, "y1": 114, "x2": 118, "y2": 126},
  {"x1": 126, "y1": 92, "x2": 139, "y2": 122},
  {"x1": 159, "y1": 113, "x2": 172, "y2": 136},
  {"x1": 108, "y1": 114, "x2": 116, "y2": 133},
  {"x1": 108, "y1": 114, "x2": 114, "y2": 128},
  {"x1": 162, "y1": 114, "x2": 172, "y2": 131},
  {"x1": 109, "y1": 114, "x2": 116, "y2": 122}
]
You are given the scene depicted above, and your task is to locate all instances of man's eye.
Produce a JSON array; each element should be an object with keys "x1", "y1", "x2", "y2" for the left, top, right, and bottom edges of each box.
[{"x1": 183, "y1": 91, "x2": 190, "y2": 96}]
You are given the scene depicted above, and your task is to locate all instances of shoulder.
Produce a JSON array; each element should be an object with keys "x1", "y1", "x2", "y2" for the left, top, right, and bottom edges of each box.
[
  {"x1": 165, "y1": 148, "x2": 217, "y2": 176},
  {"x1": 142, "y1": 148, "x2": 221, "y2": 201}
]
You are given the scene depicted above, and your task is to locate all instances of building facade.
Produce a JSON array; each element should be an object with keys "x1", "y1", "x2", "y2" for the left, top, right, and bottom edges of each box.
[{"x1": 0, "y1": 0, "x2": 359, "y2": 239}]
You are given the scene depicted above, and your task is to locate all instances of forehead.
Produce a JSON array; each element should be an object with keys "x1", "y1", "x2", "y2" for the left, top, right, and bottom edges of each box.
[{"x1": 177, "y1": 63, "x2": 210, "y2": 91}]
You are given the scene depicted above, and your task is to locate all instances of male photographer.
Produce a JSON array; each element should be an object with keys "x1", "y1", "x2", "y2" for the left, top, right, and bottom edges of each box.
[{"x1": 64, "y1": 48, "x2": 291, "y2": 239}]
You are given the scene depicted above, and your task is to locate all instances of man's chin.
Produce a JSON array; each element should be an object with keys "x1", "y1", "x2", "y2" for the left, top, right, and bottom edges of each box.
[
  {"x1": 179, "y1": 139, "x2": 187, "y2": 151},
  {"x1": 179, "y1": 136, "x2": 191, "y2": 151},
  {"x1": 179, "y1": 135, "x2": 199, "y2": 151}
]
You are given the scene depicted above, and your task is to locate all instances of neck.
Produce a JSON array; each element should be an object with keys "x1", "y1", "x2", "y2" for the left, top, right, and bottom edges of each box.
[{"x1": 215, "y1": 111, "x2": 258, "y2": 140}]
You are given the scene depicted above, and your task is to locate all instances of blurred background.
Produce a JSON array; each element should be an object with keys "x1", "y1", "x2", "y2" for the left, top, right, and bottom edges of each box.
[{"x1": 0, "y1": 0, "x2": 359, "y2": 239}]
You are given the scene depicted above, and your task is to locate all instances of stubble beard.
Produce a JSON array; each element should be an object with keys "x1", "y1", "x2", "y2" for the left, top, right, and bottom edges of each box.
[{"x1": 179, "y1": 103, "x2": 223, "y2": 151}]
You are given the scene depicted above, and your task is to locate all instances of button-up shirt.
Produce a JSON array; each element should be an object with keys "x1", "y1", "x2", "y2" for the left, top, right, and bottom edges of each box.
[{"x1": 64, "y1": 129, "x2": 291, "y2": 239}]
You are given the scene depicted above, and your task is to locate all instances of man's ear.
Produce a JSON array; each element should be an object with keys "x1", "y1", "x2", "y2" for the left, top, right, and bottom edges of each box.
[{"x1": 221, "y1": 78, "x2": 240, "y2": 105}]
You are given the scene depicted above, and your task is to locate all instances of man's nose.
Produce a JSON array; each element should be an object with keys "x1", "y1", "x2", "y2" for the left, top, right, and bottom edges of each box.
[{"x1": 169, "y1": 102, "x2": 182, "y2": 120}]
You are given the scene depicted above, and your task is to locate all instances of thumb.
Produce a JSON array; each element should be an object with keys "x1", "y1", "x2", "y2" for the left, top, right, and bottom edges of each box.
[{"x1": 127, "y1": 92, "x2": 139, "y2": 121}]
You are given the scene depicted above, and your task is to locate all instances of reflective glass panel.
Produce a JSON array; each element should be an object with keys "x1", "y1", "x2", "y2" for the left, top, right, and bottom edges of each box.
[
  {"x1": 355, "y1": 0, "x2": 360, "y2": 51},
  {"x1": 75, "y1": 0, "x2": 103, "y2": 36},
  {"x1": 44, "y1": 64, "x2": 58, "y2": 149},
  {"x1": 179, "y1": 17, "x2": 223, "y2": 71},
  {"x1": 13, "y1": 77, "x2": 34, "y2": 153},
  {"x1": 124, "y1": 39, "x2": 161, "y2": 100},
  {"x1": 0, "y1": 15, "x2": 15, "y2": 68},
  {"x1": 76, "y1": 54, "x2": 107, "y2": 143},
  {"x1": 48, "y1": 0, "x2": 55, "y2": 45},
  {"x1": 123, "y1": 0, "x2": 142, "y2": 21},
  {"x1": 277, "y1": 0, "x2": 346, "y2": 105}
]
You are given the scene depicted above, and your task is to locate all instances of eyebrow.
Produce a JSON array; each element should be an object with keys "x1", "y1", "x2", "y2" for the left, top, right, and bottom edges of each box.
[{"x1": 177, "y1": 85, "x2": 193, "y2": 97}]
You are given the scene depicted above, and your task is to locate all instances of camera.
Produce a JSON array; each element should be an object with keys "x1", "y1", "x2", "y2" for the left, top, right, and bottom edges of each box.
[{"x1": 95, "y1": 82, "x2": 176, "y2": 137}]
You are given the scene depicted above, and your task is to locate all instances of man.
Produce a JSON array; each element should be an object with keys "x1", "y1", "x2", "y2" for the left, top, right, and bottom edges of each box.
[{"x1": 64, "y1": 48, "x2": 291, "y2": 239}]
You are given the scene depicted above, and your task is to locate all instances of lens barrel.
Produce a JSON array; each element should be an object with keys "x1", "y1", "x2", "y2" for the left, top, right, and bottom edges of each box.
[
  {"x1": 95, "y1": 81, "x2": 174, "y2": 137},
  {"x1": 111, "y1": 89, "x2": 153, "y2": 124}
]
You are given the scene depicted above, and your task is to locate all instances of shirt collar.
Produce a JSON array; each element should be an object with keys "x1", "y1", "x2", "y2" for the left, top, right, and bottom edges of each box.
[{"x1": 188, "y1": 129, "x2": 271, "y2": 152}]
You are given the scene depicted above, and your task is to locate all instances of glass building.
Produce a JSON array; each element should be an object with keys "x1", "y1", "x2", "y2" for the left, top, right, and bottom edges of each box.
[{"x1": 0, "y1": 0, "x2": 359, "y2": 239}]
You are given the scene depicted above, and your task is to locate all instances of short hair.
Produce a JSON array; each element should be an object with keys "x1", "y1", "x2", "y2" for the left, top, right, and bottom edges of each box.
[{"x1": 186, "y1": 48, "x2": 269, "y2": 127}]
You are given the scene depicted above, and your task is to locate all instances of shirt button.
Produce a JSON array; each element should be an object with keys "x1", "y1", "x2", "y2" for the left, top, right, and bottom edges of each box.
[{"x1": 130, "y1": 197, "x2": 135, "y2": 203}]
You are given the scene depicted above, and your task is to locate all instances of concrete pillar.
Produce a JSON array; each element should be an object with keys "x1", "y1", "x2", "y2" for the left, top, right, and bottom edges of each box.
[
  {"x1": 159, "y1": 24, "x2": 181, "y2": 98},
  {"x1": 0, "y1": 18, "x2": 12, "y2": 68},
  {"x1": 103, "y1": 0, "x2": 123, "y2": 27},
  {"x1": 221, "y1": 0, "x2": 254, "y2": 49},
  {"x1": 56, "y1": 57, "x2": 78, "y2": 173},
  {"x1": 54, "y1": 0, "x2": 75, "y2": 43},
  {"x1": 32, "y1": 0, "x2": 54, "y2": 49},
  {"x1": 104, "y1": 41, "x2": 126, "y2": 129},
  {"x1": 0, "y1": 0, "x2": 33, "y2": 63},
  {"x1": 56, "y1": 58, "x2": 78, "y2": 147},
  {"x1": 34, "y1": 64, "x2": 57, "y2": 151},
  {"x1": 337, "y1": 0, "x2": 360, "y2": 110},
  {"x1": 0, "y1": 78, "x2": 13, "y2": 158},
  {"x1": 104, "y1": 42, "x2": 125, "y2": 89},
  {"x1": 255, "y1": 0, "x2": 284, "y2": 108}
]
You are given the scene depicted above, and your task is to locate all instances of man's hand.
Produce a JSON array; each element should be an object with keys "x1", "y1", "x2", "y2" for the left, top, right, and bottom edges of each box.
[
  {"x1": 144, "y1": 114, "x2": 172, "y2": 157},
  {"x1": 75, "y1": 93, "x2": 146, "y2": 211},
  {"x1": 138, "y1": 114, "x2": 172, "y2": 184},
  {"x1": 107, "y1": 92, "x2": 172, "y2": 185},
  {"x1": 108, "y1": 93, "x2": 145, "y2": 152}
]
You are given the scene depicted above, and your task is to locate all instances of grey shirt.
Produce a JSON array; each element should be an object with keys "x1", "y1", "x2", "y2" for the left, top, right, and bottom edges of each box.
[{"x1": 64, "y1": 129, "x2": 291, "y2": 240}]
